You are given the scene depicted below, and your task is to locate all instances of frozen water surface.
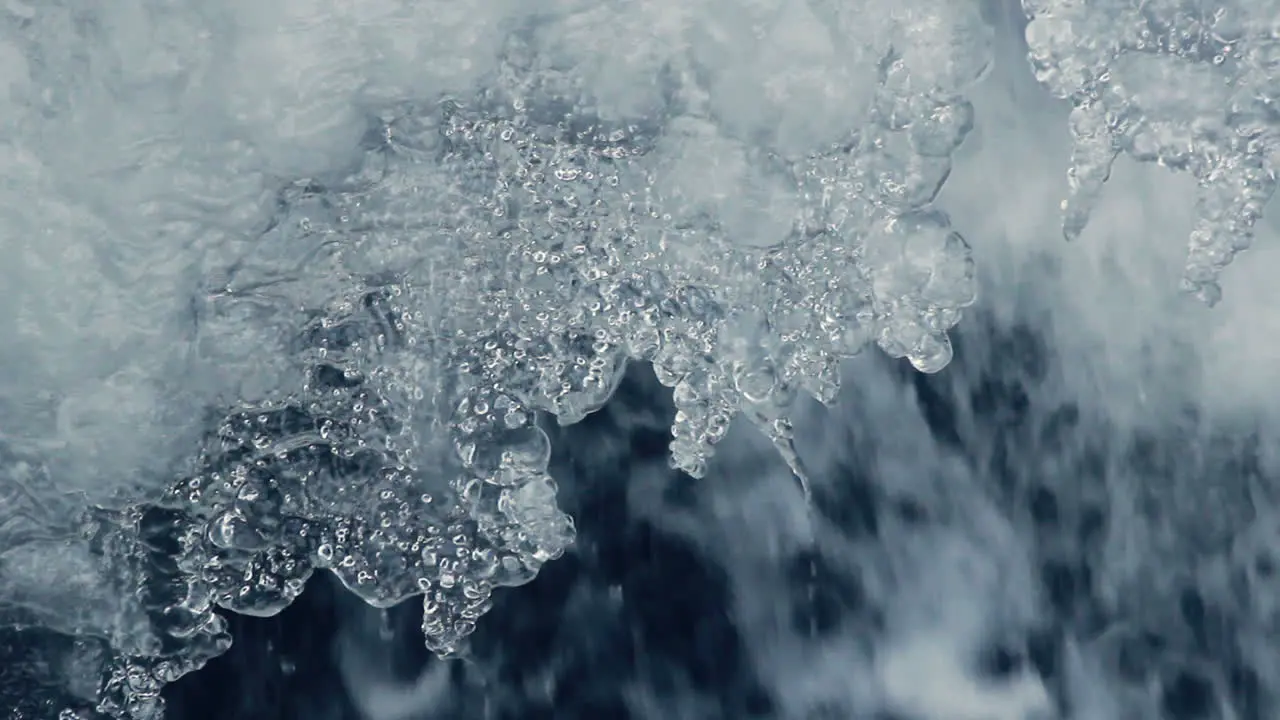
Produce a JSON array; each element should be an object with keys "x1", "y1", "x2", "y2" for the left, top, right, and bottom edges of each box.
[{"x1": 1, "y1": 0, "x2": 1279, "y2": 718}]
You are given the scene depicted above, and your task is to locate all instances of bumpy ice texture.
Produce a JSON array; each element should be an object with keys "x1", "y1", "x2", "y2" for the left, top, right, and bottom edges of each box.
[
  {"x1": 1022, "y1": 0, "x2": 1280, "y2": 305},
  {"x1": 0, "y1": 2, "x2": 989, "y2": 718}
]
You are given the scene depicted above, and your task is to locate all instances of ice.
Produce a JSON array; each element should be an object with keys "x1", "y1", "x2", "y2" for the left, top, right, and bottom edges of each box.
[
  {"x1": 0, "y1": 0, "x2": 1278, "y2": 717},
  {"x1": 1023, "y1": 0, "x2": 1280, "y2": 304}
]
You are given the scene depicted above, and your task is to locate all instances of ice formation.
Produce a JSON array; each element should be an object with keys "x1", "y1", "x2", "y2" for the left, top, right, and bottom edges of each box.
[
  {"x1": 0, "y1": 1, "x2": 986, "y2": 717},
  {"x1": 0, "y1": 0, "x2": 1273, "y2": 718},
  {"x1": 1022, "y1": 0, "x2": 1280, "y2": 305}
]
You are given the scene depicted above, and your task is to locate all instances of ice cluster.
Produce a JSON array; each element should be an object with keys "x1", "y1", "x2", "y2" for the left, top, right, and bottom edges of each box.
[
  {"x1": 1, "y1": 1, "x2": 987, "y2": 716},
  {"x1": 1023, "y1": 0, "x2": 1280, "y2": 305},
  {"x1": 0, "y1": 0, "x2": 1272, "y2": 718}
]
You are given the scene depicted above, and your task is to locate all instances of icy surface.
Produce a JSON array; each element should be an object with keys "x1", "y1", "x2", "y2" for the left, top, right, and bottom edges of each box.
[
  {"x1": 1023, "y1": 0, "x2": 1280, "y2": 305},
  {"x1": 0, "y1": 1, "x2": 1278, "y2": 719}
]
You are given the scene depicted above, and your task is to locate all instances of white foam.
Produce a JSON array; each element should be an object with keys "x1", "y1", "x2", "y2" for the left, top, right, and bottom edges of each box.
[{"x1": 878, "y1": 631, "x2": 1053, "y2": 720}]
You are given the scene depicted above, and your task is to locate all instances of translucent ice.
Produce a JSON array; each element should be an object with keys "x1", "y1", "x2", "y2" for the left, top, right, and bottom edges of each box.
[
  {"x1": 1022, "y1": 0, "x2": 1280, "y2": 304},
  {"x1": 4, "y1": 0, "x2": 1272, "y2": 717}
]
